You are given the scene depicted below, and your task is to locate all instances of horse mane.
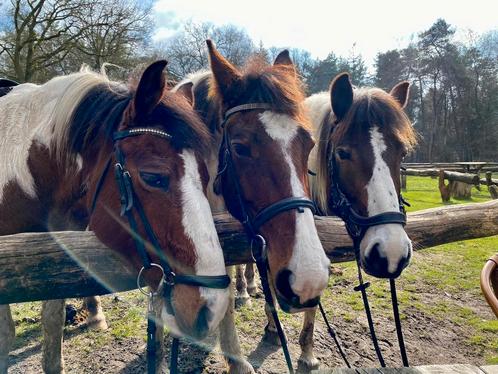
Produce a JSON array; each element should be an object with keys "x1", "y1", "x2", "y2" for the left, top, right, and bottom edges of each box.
[
  {"x1": 175, "y1": 71, "x2": 220, "y2": 135},
  {"x1": 209, "y1": 55, "x2": 310, "y2": 129},
  {"x1": 312, "y1": 88, "x2": 418, "y2": 215},
  {"x1": 49, "y1": 66, "x2": 210, "y2": 165}
]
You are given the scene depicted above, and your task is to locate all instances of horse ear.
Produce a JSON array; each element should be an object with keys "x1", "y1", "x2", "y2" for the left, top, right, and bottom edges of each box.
[
  {"x1": 273, "y1": 49, "x2": 297, "y2": 78},
  {"x1": 206, "y1": 39, "x2": 241, "y2": 100},
  {"x1": 330, "y1": 72, "x2": 353, "y2": 121},
  {"x1": 390, "y1": 81, "x2": 410, "y2": 109},
  {"x1": 176, "y1": 81, "x2": 194, "y2": 106},
  {"x1": 273, "y1": 50, "x2": 293, "y2": 66},
  {"x1": 134, "y1": 60, "x2": 167, "y2": 117}
]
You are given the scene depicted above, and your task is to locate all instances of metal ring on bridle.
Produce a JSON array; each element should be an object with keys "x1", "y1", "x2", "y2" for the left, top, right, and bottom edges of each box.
[
  {"x1": 137, "y1": 263, "x2": 165, "y2": 296},
  {"x1": 250, "y1": 234, "x2": 267, "y2": 262}
]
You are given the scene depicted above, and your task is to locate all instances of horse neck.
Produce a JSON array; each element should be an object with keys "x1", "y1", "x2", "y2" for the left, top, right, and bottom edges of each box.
[
  {"x1": 187, "y1": 74, "x2": 227, "y2": 213},
  {"x1": 305, "y1": 92, "x2": 333, "y2": 215}
]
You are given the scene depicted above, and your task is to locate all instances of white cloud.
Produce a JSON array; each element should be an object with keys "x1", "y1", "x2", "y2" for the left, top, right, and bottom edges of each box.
[{"x1": 153, "y1": 0, "x2": 498, "y2": 65}]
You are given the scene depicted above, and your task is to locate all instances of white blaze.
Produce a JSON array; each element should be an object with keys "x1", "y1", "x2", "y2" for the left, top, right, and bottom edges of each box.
[
  {"x1": 161, "y1": 150, "x2": 228, "y2": 334},
  {"x1": 361, "y1": 126, "x2": 411, "y2": 274},
  {"x1": 259, "y1": 112, "x2": 330, "y2": 303}
]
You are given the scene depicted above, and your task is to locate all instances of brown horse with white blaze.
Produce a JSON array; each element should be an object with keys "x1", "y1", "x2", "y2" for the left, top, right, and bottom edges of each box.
[
  {"x1": 307, "y1": 72, "x2": 417, "y2": 278},
  {"x1": 0, "y1": 61, "x2": 229, "y2": 373},
  {"x1": 174, "y1": 42, "x2": 330, "y2": 372},
  {"x1": 299, "y1": 72, "x2": 417, "y2": 368}
]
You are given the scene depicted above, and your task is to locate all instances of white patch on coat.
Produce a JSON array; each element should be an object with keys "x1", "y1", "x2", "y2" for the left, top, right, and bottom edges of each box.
[
  {"x1": 179, "y1": 150, "x2": 229, "y2": 332},
  {"x1": 0, "y1": 67, "x2": 114, "y2": 204},
  {"x1": 361, "y1": 126, "x2": 411, "y2": 274},
  {"x1": 172, "y1": 70, "x2": 211, "y2": 93},
  {"x1": 0, "y1": 83, "x2": 48, "y2": 202},
  {"x1": 304, "y1": 92, "x2": 330, "y2": 134},
  {"x1": 259, "y1": 112, "x2": 330, "y2": 303}
]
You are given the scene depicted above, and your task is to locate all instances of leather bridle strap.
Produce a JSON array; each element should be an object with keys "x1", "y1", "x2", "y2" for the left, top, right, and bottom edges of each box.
[
  {"x1": 222, "y1": 103, "x2": 274, "y2": 122},
  {"x1": 252, "y1": 197, "x2": 316, "y2": 232},
  {"x1": 348, "y1": 208, "x2": 406, "y2": 227}
]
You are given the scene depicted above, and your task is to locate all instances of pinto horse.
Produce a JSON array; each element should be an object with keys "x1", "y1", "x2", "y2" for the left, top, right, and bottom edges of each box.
[
  {"x1": 307, "y1": 72, "x2": 416, "y2": 276},
  {"x1": 0, "y1": 61, "x2": 230, "y2": 373},
  {"x1": 302, "y1": 72, "x2": 417, "y2": 367},
  {"x1": 174, "y1": 42, "x2": 330, "y2": 372}
]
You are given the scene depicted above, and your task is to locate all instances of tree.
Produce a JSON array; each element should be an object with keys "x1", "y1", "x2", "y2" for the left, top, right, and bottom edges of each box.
[
  {"x1": 0, "y1": 0, "x2": 153, "y2": 82},
  {"x1": 0, "y1": 0, "x2": 86, "y2": 81},
  {"x1": 64, "y1": 0, "x2": 152, "y2": 71},
  {"x1": 307, "y1": 52, "x2": 341, "y2": 94},
  {"x1": 158, "y1": 21, "x2": 255, "y2": 80}
]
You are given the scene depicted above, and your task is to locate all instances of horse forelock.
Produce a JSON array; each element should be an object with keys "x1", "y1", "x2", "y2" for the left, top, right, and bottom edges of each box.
[
  {"x1": 332, "y1": 88, "x2": 417, "y2": 152},
  {"x1": 208, "y1": 55, "x2": 310, "y2": 129}
]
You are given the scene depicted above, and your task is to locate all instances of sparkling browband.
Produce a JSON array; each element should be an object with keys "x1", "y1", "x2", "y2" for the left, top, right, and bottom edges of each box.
[{"x1": 113, "y1": 127, "x2": 172, "y2": 141}]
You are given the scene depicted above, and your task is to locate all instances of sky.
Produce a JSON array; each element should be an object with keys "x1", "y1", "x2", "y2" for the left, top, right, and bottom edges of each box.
[{"x1": 152, "y1": 0, "x2": 498, "y2": 66}]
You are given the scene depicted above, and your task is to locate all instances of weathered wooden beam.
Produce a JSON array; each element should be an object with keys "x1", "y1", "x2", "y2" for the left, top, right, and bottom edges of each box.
[
  {"x1": 482, "y1": 172, "x2": 498, "y2": 186},
  {"x1": 1, "y1": 200, "x2": 497, "y2": 304},
  {"x1": 403, "y1": 168, "x2": 480, "y2": 185}
]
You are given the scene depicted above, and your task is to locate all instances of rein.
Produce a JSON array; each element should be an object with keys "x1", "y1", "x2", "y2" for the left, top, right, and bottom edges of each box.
[
  {"x1": 89, "y1": 127, "x2": 231, "y2": 374},
  {"x1": 217, "y1": 103, "x2": 318, "y2": 374},
  {"x1": 317, "y1": 123, "x2": 410, "y2": 368}
]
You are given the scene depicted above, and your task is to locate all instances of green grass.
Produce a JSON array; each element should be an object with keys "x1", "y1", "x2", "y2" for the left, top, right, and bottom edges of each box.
[{"x1": 403, "y1": 175, "x2": 493, "y2": 211}]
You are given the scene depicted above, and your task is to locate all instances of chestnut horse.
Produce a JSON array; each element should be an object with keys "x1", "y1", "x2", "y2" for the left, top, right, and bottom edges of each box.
[
  {"x1": 174, "y1": 42, "x2": 330, "y2": 372},
  {"x1": 0, "y1": 61, "x2": 230, "y2": 373}
]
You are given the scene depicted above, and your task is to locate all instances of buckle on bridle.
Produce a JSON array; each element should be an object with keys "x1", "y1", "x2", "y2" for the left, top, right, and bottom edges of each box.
[
  {"x1": 163, "y1": 271, "x2": 176, "y2": 286},
  {"x1": 137, "y1": 263, "x2": 165, "y2": 296}
]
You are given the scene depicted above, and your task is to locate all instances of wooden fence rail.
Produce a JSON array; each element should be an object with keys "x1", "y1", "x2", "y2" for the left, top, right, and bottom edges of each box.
[{"x1": 1, "y1": 200, "x2": 497, "y2": 304}]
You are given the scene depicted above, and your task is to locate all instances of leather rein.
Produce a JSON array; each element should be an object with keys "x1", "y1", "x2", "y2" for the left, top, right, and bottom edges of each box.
[
  {"x1": 89, "y1": 127, "x2": 231, "y2": 374},
  {"x1": 216, "y1": 103, "x2": 318, "y2": 374}
]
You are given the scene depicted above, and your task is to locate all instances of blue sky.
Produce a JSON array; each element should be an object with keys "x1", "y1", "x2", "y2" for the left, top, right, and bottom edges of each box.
[{"x1": 152, "y1": 0, "x2": 497, "y2": 65}]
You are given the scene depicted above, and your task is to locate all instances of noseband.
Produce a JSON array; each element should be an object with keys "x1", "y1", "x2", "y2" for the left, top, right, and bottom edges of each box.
[
  {"x1": 216, "y1": 103, "x2": 317, "y2": 373},
  {"x1": 89, "y1": 127, "x2": 230, "y2": 374}
]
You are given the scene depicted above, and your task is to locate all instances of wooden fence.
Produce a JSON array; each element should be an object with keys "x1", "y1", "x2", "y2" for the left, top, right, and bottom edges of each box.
[{"x1": 1, "y1": 200, "x2": 497, "y2": 305}]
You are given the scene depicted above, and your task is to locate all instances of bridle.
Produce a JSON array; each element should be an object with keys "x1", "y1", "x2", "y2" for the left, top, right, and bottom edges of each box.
[
  {"x1": 317, "y1": 119, "x2": 410, "y2": 368},
  {"x1": 89, "y1": 127, "x2": 231, "y2": 374},
  {"x1": 216, "y1": 103, "x2": 317, "y2": 374}
]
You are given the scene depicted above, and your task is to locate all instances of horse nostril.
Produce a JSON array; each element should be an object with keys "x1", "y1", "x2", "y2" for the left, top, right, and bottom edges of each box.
[
  {"x1": 366, "y1": 243, "x2": 382, "y2": 263},
  {"x1": 276, "y1": 269, "x2": 297, "y2": 302},
  {"x1": 194, "y1": 304, "x2": 211, "y2": 340},
  {"x1": 364, "y1": 243, "x2": 389, "y2": 277}
]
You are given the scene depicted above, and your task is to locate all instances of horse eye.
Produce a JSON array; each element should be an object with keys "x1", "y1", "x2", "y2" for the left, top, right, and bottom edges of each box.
[
  {"x1": 232, "y1": 143, "x2": 251, "y2": 158},
  {"x1": 139, "y1": 172, "x2": 169, "y2": 190},
  {"x1": 336, "y1": 148, "x2": 351, "y2": 160}
]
